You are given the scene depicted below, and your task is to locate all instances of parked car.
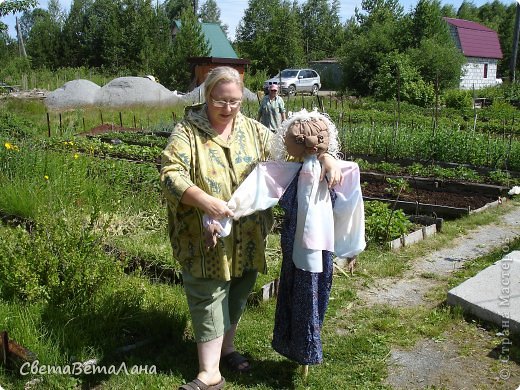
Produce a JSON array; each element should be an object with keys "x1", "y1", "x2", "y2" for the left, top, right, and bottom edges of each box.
[{"x1": 263, "y1": 69, "x2": 321, "y2": 95}]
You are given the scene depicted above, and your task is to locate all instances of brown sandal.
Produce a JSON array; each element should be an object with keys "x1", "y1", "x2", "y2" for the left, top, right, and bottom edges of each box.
[
  {"x1": 220, "y1": 351, "x2": 251, "y2": 373},
  {"x1": 178, "y1": 377, "x2": 225, "y2": 390}
]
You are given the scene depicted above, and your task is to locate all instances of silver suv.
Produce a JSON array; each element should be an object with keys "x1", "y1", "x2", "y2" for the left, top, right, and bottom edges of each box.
[{"x1": 263, "y1": 69, "x2": 321, "y2": 95}]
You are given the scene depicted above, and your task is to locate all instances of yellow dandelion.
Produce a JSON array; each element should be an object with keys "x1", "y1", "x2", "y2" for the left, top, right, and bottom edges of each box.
[
  {"x1": 44, "y1": 175, "x2": 49, "y2": 180},
  {"x1": 4, "y1": 142, "x2": 20, "y2": 151},
  {"x1": 74, "y1": 153, "x2": 79, "y2": 159}
]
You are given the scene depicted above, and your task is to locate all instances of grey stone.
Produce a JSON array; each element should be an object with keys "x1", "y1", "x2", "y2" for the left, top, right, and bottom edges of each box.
[{"x1": 447, "y1": 251, "x2": 520, "y2": 334}]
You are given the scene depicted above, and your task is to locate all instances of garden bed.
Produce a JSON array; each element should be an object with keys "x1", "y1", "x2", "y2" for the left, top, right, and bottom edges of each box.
[{"x1": 360, "y1": 172, "x2": 502, "y2": 218}]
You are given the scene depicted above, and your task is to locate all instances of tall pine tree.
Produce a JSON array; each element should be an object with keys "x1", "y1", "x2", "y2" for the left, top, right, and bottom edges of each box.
[
  {"x1": 199, "y1": 0, "x2": 228, "y2": 37},
  {"x1": 170, "y1": 7, "x2": 209, "y2": 91}
]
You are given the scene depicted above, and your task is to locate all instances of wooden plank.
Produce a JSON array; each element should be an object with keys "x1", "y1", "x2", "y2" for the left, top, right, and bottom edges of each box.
[{"x1": 363, "y1": 196, "x2": 470, "y2": 218}]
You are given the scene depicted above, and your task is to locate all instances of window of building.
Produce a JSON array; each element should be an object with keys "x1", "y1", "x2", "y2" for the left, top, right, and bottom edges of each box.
[{"x1": 484, "y1": 63, "x2": 488, "y2": 79}]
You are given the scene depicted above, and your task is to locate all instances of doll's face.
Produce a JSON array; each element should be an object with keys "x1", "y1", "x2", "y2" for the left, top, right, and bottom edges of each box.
[{"x1": 284, "y1": 118, "x2": 329, "y2": 158}]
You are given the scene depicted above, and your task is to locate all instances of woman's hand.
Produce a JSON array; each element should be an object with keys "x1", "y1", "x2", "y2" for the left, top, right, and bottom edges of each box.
[
  {"x1": 318, "y1": 154, "x2": 343, "y2": 188},
  {"x1": 181, "y1": 186, "x2": 234, "y2": 219},
  {"x1": 202, "y1": 195, "x2": 234, "y2": 220}
]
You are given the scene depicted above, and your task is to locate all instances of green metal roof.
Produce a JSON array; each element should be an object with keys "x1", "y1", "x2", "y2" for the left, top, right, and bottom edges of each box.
[{"x1": 174, "y1": 21, "x2": 238, "y2": 59}]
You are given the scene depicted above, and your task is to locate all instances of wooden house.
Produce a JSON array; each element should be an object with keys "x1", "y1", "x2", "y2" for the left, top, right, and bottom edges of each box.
[{"x1": 172, "y1": 21, "x2": 249, "y2": 90}]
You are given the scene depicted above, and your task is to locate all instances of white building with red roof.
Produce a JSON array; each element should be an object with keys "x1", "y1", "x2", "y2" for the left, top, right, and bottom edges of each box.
[{"x1": 444, "y1": 17, "x2": 503, "y2": 90}]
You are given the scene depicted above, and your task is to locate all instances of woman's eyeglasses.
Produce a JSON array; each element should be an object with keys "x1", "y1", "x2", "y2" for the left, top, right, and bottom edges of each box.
[{"x1": 211, "y1": 98, "x2": 242, "y2": 108}]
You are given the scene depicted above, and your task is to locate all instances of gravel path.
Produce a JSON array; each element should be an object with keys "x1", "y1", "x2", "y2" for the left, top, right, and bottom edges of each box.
[{"x1": 358, "y1": 203, "x2": 520, "y2": 308}]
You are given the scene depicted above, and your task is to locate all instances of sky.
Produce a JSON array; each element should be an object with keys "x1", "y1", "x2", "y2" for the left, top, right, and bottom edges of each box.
[{"x1": 1, "y1": 0, "x2": 513, "y2": 41}]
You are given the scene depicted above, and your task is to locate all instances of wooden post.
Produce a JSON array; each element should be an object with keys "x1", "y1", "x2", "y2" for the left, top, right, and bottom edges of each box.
[
  {"x1": 301, "y1": 365, "x2": 309, "y2": 383},
  {"x1": 46, "y1": 112, "x2": 51, "y2": 137},
  {"x1": 317, "y1": 93, "x2": 324, "y2": 113},
  {"x1": 1, "y1": 331, "x2": 8, "y2": 366},
  {"x1": 119, "y1": 112, "x2": 123, "y2": 127},
  {"x1": 510, "y1": 2, "x2": 520, "y2": 82},
  {"x1": 133, "y1": 114, "x2": 137, "y2": 129},
  {"x1": 100, "y1": 111, "x2": 104, "y2": 125},
  {"x1": 59, "y1": 113, "x2": 62, "y2": 134},
  {"x1": 82, "y1": 117, "x2": 86, "y2": 133}
]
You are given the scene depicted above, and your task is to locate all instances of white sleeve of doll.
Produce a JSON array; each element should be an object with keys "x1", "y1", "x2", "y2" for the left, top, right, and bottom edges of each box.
[
  {"x1": 333, "y1": 161, "x2": 366, "y2": 257},
  {"x1": 227, "y1": 161, "x2": 301, "y2": 218},
  {"x1": 204, "y1": 161, "x2": 301, "y2": 237}
]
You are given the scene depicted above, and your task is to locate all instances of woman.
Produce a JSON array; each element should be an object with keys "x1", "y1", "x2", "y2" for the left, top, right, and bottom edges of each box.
[{"x1": 160, "y1": 66, "x2": 341, "y2": 390}]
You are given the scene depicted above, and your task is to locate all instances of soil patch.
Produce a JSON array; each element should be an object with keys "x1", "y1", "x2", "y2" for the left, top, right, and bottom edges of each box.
[{"x1": 362, "y1": 180, "x2": 496, "y2": 210}]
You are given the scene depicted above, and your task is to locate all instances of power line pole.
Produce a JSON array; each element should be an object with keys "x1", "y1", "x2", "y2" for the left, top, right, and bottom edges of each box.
[
  {"x1": 193, "y1": 0, "x2": 198, "y2": 16},
  {"x1": 15, "y1": 17, "x2": 27, "y2": 58},
  {"x1": 511, "y1": 0, "x2": 520, "y2": 82}
]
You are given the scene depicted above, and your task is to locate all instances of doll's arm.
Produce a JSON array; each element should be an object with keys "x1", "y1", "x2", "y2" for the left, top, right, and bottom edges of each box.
[{"x1": 318, "y1": 153, "x2": 343, "y2": 188}]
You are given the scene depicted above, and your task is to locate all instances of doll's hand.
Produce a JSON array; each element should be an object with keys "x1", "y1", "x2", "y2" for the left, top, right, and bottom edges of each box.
[{"x1": 319, "y1": 154, "x2": 343, "y2": 188}]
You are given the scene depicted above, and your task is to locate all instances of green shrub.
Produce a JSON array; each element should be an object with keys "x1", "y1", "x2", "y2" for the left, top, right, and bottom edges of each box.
[
  {"x1": 384, "y1": 177, "x2": 410, "y2": 196},
  {"x1": 364, "y1": 200, "x2": 413, "y2": 244},
  {"x1": 443, "y1": 89, "x2": 472, "y2": 109},
  {"x1": 0, "y1": 213, "x2": 123, "y2": 306},
  {"x1": 243, "y1": 69, "x2": 269, "y2": 94},
  {"x1": 481, "y1": 100, "x2": 517, "y2": 120}
]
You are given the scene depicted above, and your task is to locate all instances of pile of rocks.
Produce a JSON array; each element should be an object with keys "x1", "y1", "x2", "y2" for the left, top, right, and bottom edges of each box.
[{"x1": 44, "y1": 77, "x2": 259, "y2": 111}]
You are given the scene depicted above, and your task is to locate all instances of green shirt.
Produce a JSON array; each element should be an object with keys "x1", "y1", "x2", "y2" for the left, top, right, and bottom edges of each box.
[
  {"x1": 258, "y1": 95, "x2": 286, "y2": 131},
  {"x1": 160, "y1": 103, "x2": 274, "y2": 281}
]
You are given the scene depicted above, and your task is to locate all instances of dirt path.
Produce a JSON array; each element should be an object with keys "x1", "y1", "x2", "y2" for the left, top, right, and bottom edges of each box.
[
  {"x1": 356, "y1": 202, "x2": 520, "y2": 389},
  {"x1": 358, "y1": 203, "x2": 520, "y2": 308}
]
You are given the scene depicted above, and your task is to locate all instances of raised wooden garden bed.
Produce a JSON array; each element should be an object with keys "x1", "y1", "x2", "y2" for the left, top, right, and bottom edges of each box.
[{"x1": 361, "y1": 171, "x2": 507, "y2": 219}]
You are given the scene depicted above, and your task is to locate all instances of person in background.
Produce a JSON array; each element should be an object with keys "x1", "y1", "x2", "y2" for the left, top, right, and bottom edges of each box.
[
  {"x1": 257, "y1": 84, "x2": 286, "y2": 132},
  {"x1": 160, "y1": 66, "x2": 341, "y2": 390}
]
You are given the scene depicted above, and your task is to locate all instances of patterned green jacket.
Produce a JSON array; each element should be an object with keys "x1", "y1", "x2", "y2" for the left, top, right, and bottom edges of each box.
[{"x1": 160, "y1": 103, "x2": 274, "y2": 281}]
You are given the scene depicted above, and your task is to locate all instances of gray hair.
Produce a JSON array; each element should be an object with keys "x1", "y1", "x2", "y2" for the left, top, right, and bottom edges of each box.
[{"x1": 204, "y1": 66, "x2": 243, "y2": 103}]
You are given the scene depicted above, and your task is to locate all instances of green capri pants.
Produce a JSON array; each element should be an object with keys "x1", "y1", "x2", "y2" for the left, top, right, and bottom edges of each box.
[{"x1": 182, "y1": 269, "x2": 258, "y2": 343}]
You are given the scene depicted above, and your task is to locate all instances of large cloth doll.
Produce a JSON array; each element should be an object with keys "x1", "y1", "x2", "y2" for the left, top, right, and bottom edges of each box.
[
  {"x1": 202, "y1": 109, "x2": 365, "y2": 365},
  {"x1": 269, "y1": 109, "x2": 365, "y2": 365}
]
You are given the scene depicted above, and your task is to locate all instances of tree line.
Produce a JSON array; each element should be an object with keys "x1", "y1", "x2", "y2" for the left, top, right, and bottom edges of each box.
[{"x1": 0, "y1": 0, "x2": 518, "y2": 103}]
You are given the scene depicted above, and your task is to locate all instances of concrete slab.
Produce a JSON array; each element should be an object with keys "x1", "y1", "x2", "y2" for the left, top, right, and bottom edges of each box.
[
  {"x1": 422, "y1": 224, "x2": 437, "y2": 238},
  {"x1": 403, "y1": 229, "x2": 423, "y2": 246},
  {"x1": 389, "y1": 237, "x2": 403, "y2": 250},
  {"x1": 447, "y1": 251, "x2": 520, "y2": 335}
]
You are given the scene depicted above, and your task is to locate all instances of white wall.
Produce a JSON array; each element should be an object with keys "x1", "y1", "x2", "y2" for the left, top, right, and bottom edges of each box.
[
  {"x1": 447, "y1": 24, "x2": 502, "y2": 90},
  {"x1": 460, "y1": 58, "x2": 502, "y2": 90}
]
